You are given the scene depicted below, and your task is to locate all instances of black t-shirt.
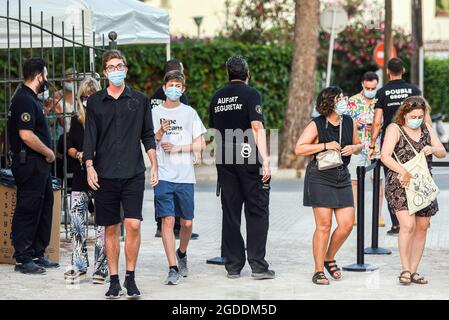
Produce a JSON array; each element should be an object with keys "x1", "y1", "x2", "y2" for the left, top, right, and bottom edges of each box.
[
  {"x1": 209, "y1": 82, "x2": 264, "y2": 139},
  {"x1": 149, "y1": 86, "x2": 189, "y2": 109},
  {"x1": 374, "y1": 79, "x2": 421, "y2": 130},
  {"x1": 67, "y1": 116, "x2": 90, "y2": 191},
  {"x1": 7, "y1": 85, "x2": 52, "y2": 157},
  {"x1": 313, "y1": 115, "x2": 354, "y2": 166}
]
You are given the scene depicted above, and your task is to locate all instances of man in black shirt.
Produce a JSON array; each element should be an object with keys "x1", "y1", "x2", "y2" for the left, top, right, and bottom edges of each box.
[
  {"x1": 209, "y1": 56, "x2": 274, "y2": 280},
  {"x1": 7, "y1": 57, "x2": 59, "y2": 274},
  {"x1": 149, "y1": 59, "x2": 199, "y2": 240},
  {"x1": 369, "y1": 58, "x2": 430, "y2": 235},
  {"x1": 83, "y1": 50, "x2": 158, "y2": 299}
]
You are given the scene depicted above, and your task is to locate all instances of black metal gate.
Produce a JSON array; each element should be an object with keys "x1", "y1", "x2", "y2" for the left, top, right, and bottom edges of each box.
[{"x1": 0, "y1": 0, "x2": 116, "y2": 238}]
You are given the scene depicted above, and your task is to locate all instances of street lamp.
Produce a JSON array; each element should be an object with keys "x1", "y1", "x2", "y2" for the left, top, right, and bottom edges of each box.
[{"x1": 193, "y1": 16, "x2": 203, "y2": 39}]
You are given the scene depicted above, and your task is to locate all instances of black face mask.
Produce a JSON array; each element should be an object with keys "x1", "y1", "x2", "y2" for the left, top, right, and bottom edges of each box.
[{"x1": 37, "y1": 73, "x2": 49, "y2": 93}]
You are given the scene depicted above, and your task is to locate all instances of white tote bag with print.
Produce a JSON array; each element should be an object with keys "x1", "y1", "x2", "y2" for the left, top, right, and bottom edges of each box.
[{"x1": 393, "y1": 124, "x2": 439, "y2": 215}]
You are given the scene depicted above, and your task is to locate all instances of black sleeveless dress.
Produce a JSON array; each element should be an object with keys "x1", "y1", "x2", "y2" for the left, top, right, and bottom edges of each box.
[{"x1": 303, "y1": 115, "x2": 354, "y2": 208}]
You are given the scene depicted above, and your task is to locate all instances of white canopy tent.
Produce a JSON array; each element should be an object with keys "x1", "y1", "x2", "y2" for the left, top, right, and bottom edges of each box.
[{"x1": 0, "y1": 0, "x2": 171, "y2": 59}]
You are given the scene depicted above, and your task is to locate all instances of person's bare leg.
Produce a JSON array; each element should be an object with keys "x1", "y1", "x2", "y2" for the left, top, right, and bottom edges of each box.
[
  {"x1": 395, "y1": 211, "x2": 416, "y2": 272},
  {"x1": 124, "y1": 218, "x2": 141, "y2": 271},
  {"x1": 105, "y1": 224, "x2": 121, "y2": 276},
  {"x1": 179, "y1": 218, "x2": 192, "y2": 254},
  {"x1": 410, "y1": 216, "x2": 431, "y2": 274},
  {"x1": 379, "y1": 179, "x2": 385, "y2": 224},
  {"x1": 351, "y1": 181, "x2": 357, "y2": 216},
  {"x1": 161, "y1": 216, "x2": 176, "y2": 266},
  {"x1": 325, "y1": 206, "x2": 355, "y2": 278},
  {"x1": 312, "y1": 208, "x2": 332, "y2": 284}
]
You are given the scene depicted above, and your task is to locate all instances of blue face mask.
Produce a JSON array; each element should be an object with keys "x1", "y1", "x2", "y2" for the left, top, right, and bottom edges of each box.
[
  {"x1": 407, "y1": 118, "x2": 423, "y2": 129},
  {"x1": 364, "y1": 88, "x2": 377, "y2": 99},
  {"x1": 165, "y1": 86, "x2": 183, "y2": 102},
  {"x1": 107, "y1": 70, "x2": 126, "y2": 86},
  {"x1": 335, "y1": 98, "x2": 348, "y2": 115},
  {"x1": 64, "y1": 82, "x2": 73, "y2": 91}
]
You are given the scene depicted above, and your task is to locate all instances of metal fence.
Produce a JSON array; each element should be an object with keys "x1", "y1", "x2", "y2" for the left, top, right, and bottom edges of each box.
[{"x1": 0, "y1": 0, "x2": 115, "y2": 238}]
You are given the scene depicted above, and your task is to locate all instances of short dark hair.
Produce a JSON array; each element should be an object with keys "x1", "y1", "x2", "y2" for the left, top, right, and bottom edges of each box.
[
  {"x1": 23, "y1": 57, "x2": 46, "y2": 81},
  {"x1": 164, "y1": 59, "x2": 183, "y2": 74},
  {"x1": 226, "y1": 56, "x2": 249, "y2": 81},
  {"x1": 361, "y1": 71, "x2": 379, "y2": 83},
  {"x1": 163, "y1": 70, "x2": 185, "y2": 85},
  {"x1": 102, "y1": 49, "x2": 127, "y2": 70},
  {"x1": 316, "y1": 86, "x2": 343, "y2": 117},
  {"x1": 387, "y1": 58, "x2": 404, "y2": 76}
]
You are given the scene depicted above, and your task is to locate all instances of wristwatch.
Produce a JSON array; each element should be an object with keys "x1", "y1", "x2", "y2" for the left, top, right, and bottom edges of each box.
[{"x1": 369, "y1": 145, "x2": 376, "y2": 150}]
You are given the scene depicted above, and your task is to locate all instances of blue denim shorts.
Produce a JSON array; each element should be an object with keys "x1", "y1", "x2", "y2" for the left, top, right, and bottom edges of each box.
[{"x1": 154, "y1": 180, "x2": 194, "y2": 220}]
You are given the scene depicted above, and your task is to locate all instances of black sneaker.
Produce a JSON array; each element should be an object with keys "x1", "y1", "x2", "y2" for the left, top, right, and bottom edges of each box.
[
  {"x1": 155, "y1": 229, "x2": 162, "y2": 238},
  {"x1": 387, "y1": 226, "x2": 400, "y2": 236},
  {"x1": 14, "y1": 261, "x2": 46, "y2": 274},
  {"x1": 251, "y1": 269, "x2": 276, "y2": 280},
  {"x1": 34, "y1": 256, "x2": 60, "y2": 269},
  {"x1": 123, "y1": 277, "x2": 141, "y2": 299},
  {"x1": 105, "y1": 281, "x2": 124, "y2": 299}
]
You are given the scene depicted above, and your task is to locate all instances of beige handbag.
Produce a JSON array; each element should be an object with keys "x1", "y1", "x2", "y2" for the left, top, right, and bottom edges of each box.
[
  {"x1": 316, "y1": 118, "x2": 344, "y2": 171},
  {"x1": 393, "y1": 124, "x2": 439, "y2": 215}
]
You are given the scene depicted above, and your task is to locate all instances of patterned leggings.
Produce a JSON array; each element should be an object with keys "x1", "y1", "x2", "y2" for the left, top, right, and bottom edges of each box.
[{"x1": 69, "y1": 191, "x2": 108, "y2": 275}]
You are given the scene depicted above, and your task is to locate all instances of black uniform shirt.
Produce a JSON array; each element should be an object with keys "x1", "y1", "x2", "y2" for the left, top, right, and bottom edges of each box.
[
  {"x1": 83, "y1": 86, "x2": 156, "y2": 179},
  {"x1": 150, "y1": 86, "x2": 189, "y2": 109},
  {"x1": 67, "y1": 116, "x2": 90, "y2": 191},
  {"x1": 374, "y1": 79, "x2": 421, "y2": 130},
  {"x1": 209, "y1": 82, "x2": 264, "y2": 140},
  {"x1": 7, "y1": 85, "x2": 52, "y2": 157}
]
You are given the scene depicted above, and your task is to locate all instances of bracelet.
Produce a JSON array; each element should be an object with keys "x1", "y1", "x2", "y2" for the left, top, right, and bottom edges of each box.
[{"x1": 369, "y1": 145, "x2": 376, "y2": 149}]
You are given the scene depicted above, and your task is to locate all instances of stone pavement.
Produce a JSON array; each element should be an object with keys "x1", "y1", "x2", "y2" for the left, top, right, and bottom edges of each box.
[{"x1": 1, "y1": 167, "x2": 449, "y2": 300}]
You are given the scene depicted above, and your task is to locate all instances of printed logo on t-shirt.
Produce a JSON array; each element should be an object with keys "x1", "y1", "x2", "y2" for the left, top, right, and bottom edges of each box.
[
  {"x1": 255, "y1": 105, "x2": 263, "y2": 114},
  {"x1": 214, "y1": 96, "x2": 243, "y2": 113},
  {"x1": 385, "y1": 88, "x2": 413, "y2": 100},
  {"x1": 21, "y1": 113, "x2": 31, "y2": 122},
  {"x1": 160, "y1": 118, "x2": 182, "y2": 135}
]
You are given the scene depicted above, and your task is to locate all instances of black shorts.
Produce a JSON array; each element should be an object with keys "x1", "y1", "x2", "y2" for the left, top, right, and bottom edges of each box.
[{"x1": 94, "y1": 172, "x2": 145, "y2": 226}]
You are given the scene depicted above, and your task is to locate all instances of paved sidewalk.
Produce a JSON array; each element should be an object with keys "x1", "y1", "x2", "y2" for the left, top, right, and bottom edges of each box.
[{"x1": 1, "y1": 171, "x2": 449, "y2": 300}]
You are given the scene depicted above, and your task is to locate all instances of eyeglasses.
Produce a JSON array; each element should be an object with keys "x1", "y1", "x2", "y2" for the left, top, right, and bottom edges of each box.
[{"x1": 105, "y1": 63, "x2": 127, "y2": 72}]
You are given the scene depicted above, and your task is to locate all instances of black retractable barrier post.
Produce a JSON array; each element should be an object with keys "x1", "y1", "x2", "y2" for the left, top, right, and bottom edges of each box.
[
  {"x1": 365, "y1": 160, "x2": 392, "y2": 255},
  {"x1": 343, "y1": 166, "x2": 378, "y2": 272},
  {"x1": 207, "y1": 181, "x2": 226, "y2": 265}
]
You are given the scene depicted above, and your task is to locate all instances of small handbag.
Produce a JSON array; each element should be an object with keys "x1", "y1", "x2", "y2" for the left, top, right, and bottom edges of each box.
[
  {"x1": 393, "y1": 124, "x2": 439, "y2": 215},
  {"x1": 316, "y1": 118, "x2": 344, "y2": 171}
]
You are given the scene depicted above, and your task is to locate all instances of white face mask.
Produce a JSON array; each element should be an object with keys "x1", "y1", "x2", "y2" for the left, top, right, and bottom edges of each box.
[
  {"x1": 64, "y1": 82, "x2": 73, "y2": 91},
  {"x1": 37, "y1": 90, "x2": 50, "y2": 101}
]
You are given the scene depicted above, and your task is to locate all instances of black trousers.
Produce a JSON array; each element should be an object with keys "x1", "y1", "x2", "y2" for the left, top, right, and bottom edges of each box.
[
  {"x1": 217, "y1": 164, "x2": 270, "y2": 274},
  {"x1": 11, "y1": 156, "x2": 53, "y2": 263}
]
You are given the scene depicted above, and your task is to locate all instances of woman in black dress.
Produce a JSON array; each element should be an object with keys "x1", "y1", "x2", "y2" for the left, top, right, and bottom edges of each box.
[
  {"x1": 63, "y1": 77, "x2": 108, "y2": 284},
  {"x1": 381, "y1": 96, "x2": 446, "y2": 285},
  {"x1": 296, "y1": 86, "x2": 362, "y2": 285}
]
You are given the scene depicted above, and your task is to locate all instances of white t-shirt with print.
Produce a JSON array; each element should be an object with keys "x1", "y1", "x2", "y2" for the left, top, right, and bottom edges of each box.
[{"x1": 152, "y1": 103, "x2": 207, "y2": 184}]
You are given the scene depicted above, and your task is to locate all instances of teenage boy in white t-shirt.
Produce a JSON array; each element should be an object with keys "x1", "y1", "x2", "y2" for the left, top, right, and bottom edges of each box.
[{"x1": 152, "y1": 70, "x2": 207, "y2": 285}]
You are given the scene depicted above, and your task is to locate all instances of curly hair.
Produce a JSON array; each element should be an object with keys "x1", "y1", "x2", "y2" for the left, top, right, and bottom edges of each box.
[
  {"x1": 316, "y1": 86, "x2": 343, "y2": 117},
  {"x1": 394, "y1": 96, "x2": 428, "y2": 126}
]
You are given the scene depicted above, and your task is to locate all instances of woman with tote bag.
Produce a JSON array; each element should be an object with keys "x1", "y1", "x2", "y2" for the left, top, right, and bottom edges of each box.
[{"x1": 381, "y1": 96, "x2": 446, "y2": 285}]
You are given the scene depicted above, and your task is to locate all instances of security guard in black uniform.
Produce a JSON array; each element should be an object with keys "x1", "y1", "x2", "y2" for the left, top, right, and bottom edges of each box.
[
  {"x1": 7, "y1": 57, "x2": 59, "y2": 274},
  {"x1": 209, "y1": 56, "x2": 274, "y2": 280}
]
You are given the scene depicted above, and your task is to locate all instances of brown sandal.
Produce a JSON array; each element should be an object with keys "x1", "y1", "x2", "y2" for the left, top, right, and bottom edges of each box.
[
  {"x1": 324, "y1": 260, "x2": 342, "y2": 280},
  {"x1": 312, "y1": 272, "x2": 330, "y2": 285},
  {"x1": 398, "y1": 270, "x2": 412, "y2": 285},
  {"x1": 411, "y1": 273, "x2": 428, "y2": 285}
]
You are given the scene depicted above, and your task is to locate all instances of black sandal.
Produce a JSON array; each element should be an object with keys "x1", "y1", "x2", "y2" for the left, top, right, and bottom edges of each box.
[
  {"x1": 324, "y1": 260, "x2": 342, "y2": 280},
  {"x1": 312, "y1": 272, "x2": 329, "y2": 285},
  {"x1": 411, "y1": 273, "x2": 428, "y2": 285},
  {"x1": 398, "y1": 270, "x2": 412, "y2": 285}
]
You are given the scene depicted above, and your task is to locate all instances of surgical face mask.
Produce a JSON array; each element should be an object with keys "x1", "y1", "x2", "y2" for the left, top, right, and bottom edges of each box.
[
  {"x1": 406, "y1": 118, "x2": 423, "y2": 129},
  {"x1": 64, "y1": 82, "x2": 73, "y2": 91},
  {"x1": 37, "y1": 90, "x2": 49, "y2": 101},
  {"x1": 335, "y1": 97, "x2": 348, "y2": 115},
  {"x1": 164, "y1": 86, "x2": 183, "y2": 102},
  {"x1": 364, "y1": 88, "x2": 377, "y2": 99},
  {"x1": 107, "y1": 70, "x2": 126, "y2": 87}
]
